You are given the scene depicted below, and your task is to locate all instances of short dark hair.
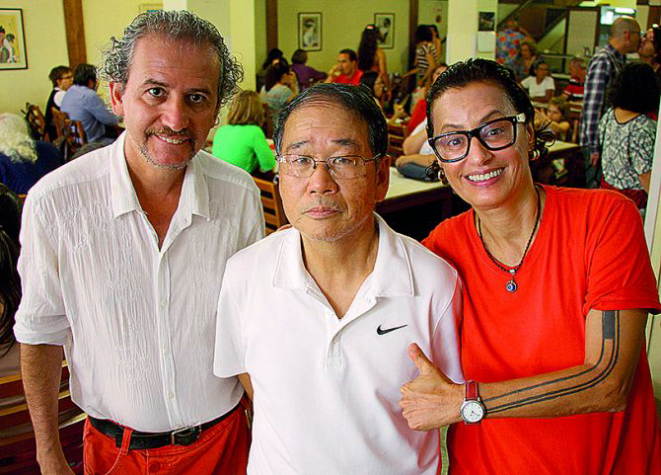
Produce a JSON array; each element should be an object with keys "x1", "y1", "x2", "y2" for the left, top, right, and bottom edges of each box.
[
  {"x1": 292, "y1": 49, "x2": 307, "y2": 65},
  {"x1": 48, "y1": 66, "x2": 72, "y2": 87},
  {"x1": 273, "y1": 83, "x2": 388, "y2": 161},
  {"x1": 415, "y1": 25, "x2": 433, "y2": 43},
  {"x1": 426, "y1": 58, "x2": 552, "y2": 166},
  {"x1": 339, "y1": 49, "x2": 357, "y2": 62},
  {"x1": 265, "y1": 58, "x2": 291, "y2": 92},
  {"x1": 73, "y1": 63, "x2": 97, "y2": 87},
  {"x1": 608, "y1": 62, "x2": 660, "y2": 114}
]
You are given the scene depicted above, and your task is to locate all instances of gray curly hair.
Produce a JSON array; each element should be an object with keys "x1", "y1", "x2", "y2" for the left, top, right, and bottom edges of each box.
[{"x1": 101, "y1": 10, "x2": 243, "y2": 110}]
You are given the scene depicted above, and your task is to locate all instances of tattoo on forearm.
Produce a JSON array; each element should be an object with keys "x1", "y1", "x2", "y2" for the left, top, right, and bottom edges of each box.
[{"x1": 485, "y1": 310, "x2": 620, "y2": 414}]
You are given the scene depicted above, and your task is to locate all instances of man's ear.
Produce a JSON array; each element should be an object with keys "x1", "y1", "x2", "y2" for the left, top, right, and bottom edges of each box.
[
  {"x1": 375, "y1": 155, "x2": 391, "y2": 203},
  {"x1": 109, "y1": 82, "x2": 125, "y2": 117}
]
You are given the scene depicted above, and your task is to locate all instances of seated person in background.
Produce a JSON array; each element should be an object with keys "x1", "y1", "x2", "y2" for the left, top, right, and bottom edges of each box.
[
  {"x1": 60, "y1": 63, "x2": 119, "y2": 144},
  {"x1": 402, "y1": 117, "x2": 434, "y2": 157},
  {"x1": 291, "y1": 49, "x2": 326, "y2": 90},
  {"x1": 0, "y1": 113, "x2": 63, "y2": 194},
  {"x1": 325, "y1": 49, "x2": 363, "y2": 85},
  {"x1": 521, "y1": 61, "x2": 555, "y2": 103},
  {"x1": 214, "y1": 83, "x2": 462, "y2": 475},
  {"x1": 44, "y1": 65, "x2": 73, "y2": 140},
  {"x1": 262, "y1": 59, "x2": 298, "y2": 126},
  {"x1": 359, "y1": 71, "x2": 406, "y2": 124},
  {"x1": 0, "y1": 183, "x2": 21, "y2": 378},
  {"x1": 257, "y1": 48, "x2": 284, "y2": 92},
  {"x1": 599, "y1": 62, "x2": 659, "y2": 213},
  {"x1": 562, "y1": 57, "x2": 586, "y2": 102},
  {"x1": 535, "y1": 97, "x2": 571, "y2": 141},
  {"x1": 212, "y1": 91, "x2": 275, "y2": 174},
  {"x1": 409, "y1": 63, "x2": 448, "y2": 132}
]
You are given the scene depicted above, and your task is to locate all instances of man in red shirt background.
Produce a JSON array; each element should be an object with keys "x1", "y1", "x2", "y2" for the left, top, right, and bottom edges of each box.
[{"x1": 325, "y1": 49, "x2": 363, "y2": 85}]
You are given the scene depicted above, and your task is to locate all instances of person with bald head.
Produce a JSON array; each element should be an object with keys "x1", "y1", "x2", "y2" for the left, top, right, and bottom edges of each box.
[{"x1": 581, "y1": 16, "x2": 641, "y2": 188}]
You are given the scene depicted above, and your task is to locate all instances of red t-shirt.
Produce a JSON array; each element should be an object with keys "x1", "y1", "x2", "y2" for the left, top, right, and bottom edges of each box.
[
  {"x1": 423, "y1": 186, "x2": 661, "y2": 475},
  {"x1": 331, "y1": 69, "x2": 363, "y2": 86},
  {"x1": 408, "y1": 98, "x2": 427, "y2": 134}
]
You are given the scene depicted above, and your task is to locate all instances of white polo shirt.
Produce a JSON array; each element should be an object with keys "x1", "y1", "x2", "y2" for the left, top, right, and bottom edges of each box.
[
  {"x1": 214, "y1": 215, "x2": 463, "y2": 475},
  {"x1": 14, "y1": 133, "x2": 264, "y2": 431}
]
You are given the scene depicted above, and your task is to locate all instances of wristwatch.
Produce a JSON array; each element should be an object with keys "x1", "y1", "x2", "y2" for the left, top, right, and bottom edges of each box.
[{"x1": 460, "y1": 380, "x2": 486, "y2": 425}]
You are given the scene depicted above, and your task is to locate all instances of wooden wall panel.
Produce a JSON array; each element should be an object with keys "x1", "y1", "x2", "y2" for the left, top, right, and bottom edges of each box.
[{"x1": 63, "y1": 0, "x2": 86, "y2": 68}]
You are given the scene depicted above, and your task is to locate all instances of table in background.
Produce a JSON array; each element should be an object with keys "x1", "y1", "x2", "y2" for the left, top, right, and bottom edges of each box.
[{"x1": 377, "y1": 168, "x2": 455, "y2": 241}]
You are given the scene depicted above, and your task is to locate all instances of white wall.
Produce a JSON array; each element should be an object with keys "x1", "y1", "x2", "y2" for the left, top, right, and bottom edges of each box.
[{"x1": 0, "y1": 0, "x2": 69, "y2": 115}]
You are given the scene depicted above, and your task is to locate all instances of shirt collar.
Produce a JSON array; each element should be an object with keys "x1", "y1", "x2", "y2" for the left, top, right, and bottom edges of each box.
[
  {"x1": 606, "y1": 43, "x2": 626, "y2": 61},
  {"x1": 272, "y1": 214, "x2": 414, "y2": 297},
  {"x1": 110, "y1": 132, "x2": 211, "y2": 220}
]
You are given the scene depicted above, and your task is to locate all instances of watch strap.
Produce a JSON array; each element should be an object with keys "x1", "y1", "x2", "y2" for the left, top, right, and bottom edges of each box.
[{"x1": 465, "y1": 380, "x2": 479, "y2": 401}]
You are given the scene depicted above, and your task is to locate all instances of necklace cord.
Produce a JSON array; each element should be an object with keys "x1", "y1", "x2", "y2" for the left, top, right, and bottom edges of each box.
[{"x1": 477, "y1": 186, "x2": 542, "y2": 276}]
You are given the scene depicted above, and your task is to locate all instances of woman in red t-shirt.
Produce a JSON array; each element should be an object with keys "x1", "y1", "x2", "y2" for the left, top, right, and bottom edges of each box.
[{"x1": 399, "y1": 58, "x2": 661, "y2": 475}]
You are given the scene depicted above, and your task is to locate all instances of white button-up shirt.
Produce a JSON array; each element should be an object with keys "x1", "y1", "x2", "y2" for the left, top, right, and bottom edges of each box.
[
  {"x1": 214, "y1": 215, "x2": 463, "y2": 475},
  {"x1": 15, "y1": 133, "x2": 264, "y2": 432}
]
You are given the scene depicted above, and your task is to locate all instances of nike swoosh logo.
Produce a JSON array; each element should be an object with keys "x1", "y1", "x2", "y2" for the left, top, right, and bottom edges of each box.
[{"x1": 376, "y1": 324, "x2": 408, "y2": 335}]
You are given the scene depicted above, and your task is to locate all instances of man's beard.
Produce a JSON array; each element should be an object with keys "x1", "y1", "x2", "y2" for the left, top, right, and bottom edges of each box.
[{"x1": 137, "y1": 127, "x2": 197, "y2": 170}]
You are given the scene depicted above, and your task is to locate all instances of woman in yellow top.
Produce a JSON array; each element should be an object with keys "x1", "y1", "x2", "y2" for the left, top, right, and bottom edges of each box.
[{"x1": 212, "y1": 91, "x2": 276, "y2": 174}]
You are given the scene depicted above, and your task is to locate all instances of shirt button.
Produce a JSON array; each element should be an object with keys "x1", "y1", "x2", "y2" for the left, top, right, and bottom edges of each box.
[
  {"x1": 149, "y1": 461, "x2": 161, "y2": 473},
  {"x1": 168, "y1": 391, "x2": 174, "y2": 399},
  {"x1": 160, "y1": 299, "x2": 168, "y2": 307},
  {"x1": 163, "y1": 347, "x2": 170, "y2": 355}
]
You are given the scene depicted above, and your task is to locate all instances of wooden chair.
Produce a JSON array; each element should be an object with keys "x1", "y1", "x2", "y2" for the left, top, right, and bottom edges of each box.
[
  {"x1": 51, "y1": 108, "x2": 68, "y2": 141},
  {"x1": 50, "y1": 109, "x2": 87, "y2": 159},
  {"x1": 22, "y1": 104, "x2": 49, "y2": 143},
  {"x1": 387, "y1": 123, "x2": 408, "y2": 159},
  {"x1": 0, "y1": 361, "x2": 85, "y2": 474},
  {"x1": 253, "y1": 176, "x2": 288, "y2": 235}
]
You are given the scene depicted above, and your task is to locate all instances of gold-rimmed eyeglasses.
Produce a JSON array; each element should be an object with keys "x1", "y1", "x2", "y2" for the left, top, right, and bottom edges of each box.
[{"x1": 276, "y1": 154, "x2": 382, "y2": 179}]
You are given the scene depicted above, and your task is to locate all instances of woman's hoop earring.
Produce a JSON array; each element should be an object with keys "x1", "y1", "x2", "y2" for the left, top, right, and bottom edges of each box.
[
  {"x1": 529, "y1": 148, "x2": 540, "y2": 161},
  {"x1": 214, "y1": 117, "x2": 220, "y2": 127},
  {"x1": 438, "y1": 167, "x2": 449, "y2": 185}
]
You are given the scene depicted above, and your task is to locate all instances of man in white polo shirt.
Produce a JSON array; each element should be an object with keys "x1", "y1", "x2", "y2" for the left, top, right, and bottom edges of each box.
[{"x1": 214, "y1": 83, "x2": 463, "y2": 475}]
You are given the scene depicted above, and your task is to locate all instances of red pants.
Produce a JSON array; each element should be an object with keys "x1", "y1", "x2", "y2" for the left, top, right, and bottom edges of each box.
[{"x1": 83, "y1": 406, "x2": 249, "y2": 475}]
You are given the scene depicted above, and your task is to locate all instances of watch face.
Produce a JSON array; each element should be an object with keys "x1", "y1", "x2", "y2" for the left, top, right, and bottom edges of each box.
[{"x1": 462, "y1": 401, "x2": 485, "y2": 423}]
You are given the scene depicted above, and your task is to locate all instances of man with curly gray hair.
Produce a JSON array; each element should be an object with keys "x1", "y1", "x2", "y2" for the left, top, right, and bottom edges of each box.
[{"x1": 16, "y1": 10, "x2": 262, "y2": 475}]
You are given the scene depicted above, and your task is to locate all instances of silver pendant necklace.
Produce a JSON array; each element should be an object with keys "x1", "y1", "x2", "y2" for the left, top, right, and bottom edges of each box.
[{"x1": 477, "y1": 186, "x2": 541, "y2": 293}]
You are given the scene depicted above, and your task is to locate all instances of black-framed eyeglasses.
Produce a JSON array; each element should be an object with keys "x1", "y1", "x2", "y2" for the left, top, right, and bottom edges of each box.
[
  {"x1": 276, "y1": 154, "x2": 382, "y2": 179},
  {"x1": 428, "y1": 113, "x2": 526, "y2": 163}
]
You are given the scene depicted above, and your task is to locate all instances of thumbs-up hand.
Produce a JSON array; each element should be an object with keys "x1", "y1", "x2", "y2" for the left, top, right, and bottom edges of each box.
[{"x1": 399, "y1": 343, "x2": 463, "y2": 431}]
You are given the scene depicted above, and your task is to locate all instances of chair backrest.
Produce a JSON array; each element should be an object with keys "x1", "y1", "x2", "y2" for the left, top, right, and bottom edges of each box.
[
  {"x1": 387, "y1": 122, "x2": 408, "y2": 158},
  {"x1": 51, "y1": 109, "x2": 87, "y2": 160},
  {"x1": 253, "y1": 176, "x2": 288, "y2": 235},
  {"x1": 23, "y1": 104, "x2": 49, "y2": 143},
  {"x1": 51, "y1": 108, "x2": 68, "y2": 141},
  {"x1": 0, "y1": 361, "x2": 85, "y2": 474}
]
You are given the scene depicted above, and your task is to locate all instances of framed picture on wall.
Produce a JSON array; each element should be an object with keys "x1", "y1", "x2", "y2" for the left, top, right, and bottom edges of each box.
[
  {"x1": 478, "y1": 12, "x2": 496, "y2": 32},
  {"x1": 374, "y1": 13, "x2": 395, "y2": 49},
  {"x1": 299, "y1": 13, "x2": 322, "y2": 51},
  {"x1": 0, "y1": 9, "x2": 27, "y2": 70}
]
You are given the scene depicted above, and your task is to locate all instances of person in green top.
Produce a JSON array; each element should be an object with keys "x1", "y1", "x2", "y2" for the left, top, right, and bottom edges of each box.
[{"x1": 212, "y1": 90, "x2": 276, "y2": 174}]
